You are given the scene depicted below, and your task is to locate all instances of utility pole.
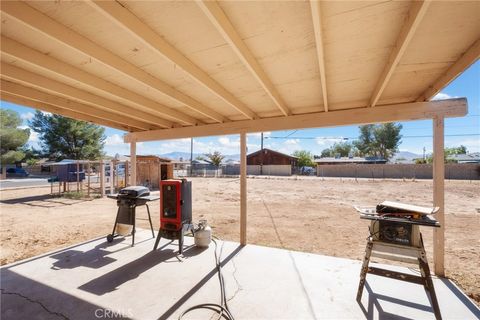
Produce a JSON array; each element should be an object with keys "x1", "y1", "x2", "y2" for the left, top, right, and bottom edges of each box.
[
  {"x1": 423, "y1": 146, "x2": 426, "y2": 160},
  {"x1": 190, "y1": 137, "x2": 193, "y2": 176}
]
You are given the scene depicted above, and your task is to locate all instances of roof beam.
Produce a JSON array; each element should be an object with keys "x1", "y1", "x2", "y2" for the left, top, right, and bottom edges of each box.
[
  {"x1": 0, "y1": 1, "x2": 222, "y2": 124},
  {"x1": 417, "y1": 38, "x2": 480, "y2": 102},
  {"x1": 1, "y1": 80, "x2": 151, "y2": 131},
  {"x1": 197, "y1": 0, "x2": 290, "y2": 116},
  {"x1": 309, "y1": 0, "x2": 329, "y2": 112},
  {"x1": 89, "y1": 0, "x2": 258, "y2": 120},
  {"x1": 0, "y1": 62, "x2": 171, "y2": 129},
  {"x1": 369, "y1": 0, "x2": 431, "y2": 107},
  {"x1": 125, "y1": 98, "x2": 467, "y2": 142},
  {"x1": 1, "y1": 92, "x2": 138, "y2": 132},
  {"x1": 0, "y1": 36, "x2": 206, "y2": 126}
]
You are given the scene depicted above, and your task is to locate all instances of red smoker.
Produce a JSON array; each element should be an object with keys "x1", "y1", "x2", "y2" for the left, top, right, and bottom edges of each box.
[{"x1": 153, "y1": 179, "x2": 192, "y2": 254}]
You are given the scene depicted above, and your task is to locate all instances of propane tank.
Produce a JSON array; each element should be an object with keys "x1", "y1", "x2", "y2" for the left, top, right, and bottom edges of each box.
[{"x1": 194, "y1": 219, "x2": 212, "y2": 248}]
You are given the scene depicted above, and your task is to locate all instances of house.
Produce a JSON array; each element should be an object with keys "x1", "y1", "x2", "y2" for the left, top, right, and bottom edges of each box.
[
  {"x1": 247, "y1": 148, "x2": 298, "y2": 176},
  {"x1": 447, "y1": 153, "x2": 480, "y2": 164},
  {"x1": 315, "y1": 156, "x2": 387, "y2": 165}
]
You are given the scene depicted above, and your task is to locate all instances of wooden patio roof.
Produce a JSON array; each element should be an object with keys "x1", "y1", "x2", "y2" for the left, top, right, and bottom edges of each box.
[{"x1": 0, "y1": 1, "x2": 478, "y2": 140}]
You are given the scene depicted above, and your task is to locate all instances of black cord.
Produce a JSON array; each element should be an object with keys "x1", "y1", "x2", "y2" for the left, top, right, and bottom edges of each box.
[{"x1": 178, "y1": 238, "x2": 235, "y2": 320}]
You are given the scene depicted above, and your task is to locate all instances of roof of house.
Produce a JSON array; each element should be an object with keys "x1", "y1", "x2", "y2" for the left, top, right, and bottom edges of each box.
[
  {"x1": 315, "y1": 157, "x2": 387, "y2": 164},
  {"x1": 447, "y1": 153, "x2": 480, "y2": 162},
  {"x1": 247, "y1": 148, "x2": 298, "y2": 160}
]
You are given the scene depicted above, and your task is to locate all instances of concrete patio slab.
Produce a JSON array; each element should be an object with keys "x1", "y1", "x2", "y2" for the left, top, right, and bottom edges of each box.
[{"x1": 1, "y1": 229, "x2": 479, "y2": 320}]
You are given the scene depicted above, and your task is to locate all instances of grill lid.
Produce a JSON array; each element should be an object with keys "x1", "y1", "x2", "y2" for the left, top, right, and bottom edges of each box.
[{"x1": 118, "y1": 186, "x2": 150, "y2": 198}]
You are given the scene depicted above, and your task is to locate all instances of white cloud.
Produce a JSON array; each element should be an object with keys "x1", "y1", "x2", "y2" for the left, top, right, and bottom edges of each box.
[
  {"x1": 20, "y1": 112, "x2": 34, "y2": 122},
  {"x1": 105, "y1": 134, "x2": 124, "y2": 146},
  {"x1": 315, "y1": 137, "x2": 345, "y2": 146},
  {"x1": 446, "y1": 138, "x2": 480, "y2": 153},
  {"x1": 29, "y1": 131, "x2": 39, "y2": 143},
  {"x1": 432, "y1": 92, "x2": 458, "y2": 100},
  {"x1": 17, "y1": 125, "x2": 39, "y2": 147},
  {"x1": 284, "y1": 139, "x2": 299, "y2": 145}
]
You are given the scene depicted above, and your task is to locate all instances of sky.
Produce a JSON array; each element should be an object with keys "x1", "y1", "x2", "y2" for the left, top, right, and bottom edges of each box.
[{"x1": 1, "y1": 61, "x2": 479, "y2": 157}]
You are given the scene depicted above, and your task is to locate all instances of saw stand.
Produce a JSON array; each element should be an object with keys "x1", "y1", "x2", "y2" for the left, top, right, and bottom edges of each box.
[{"x1": 356, "y1": 233, "x2": 442, "y2": 320}]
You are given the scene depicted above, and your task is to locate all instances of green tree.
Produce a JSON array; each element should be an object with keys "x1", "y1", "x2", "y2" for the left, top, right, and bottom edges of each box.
[
  {"x1": 292, "y1": 150, "x2": 315, "y2": 167},
  {"x1": 445, "y1": 145, "x2": 467, "y2": 156},
  {"x1": 0, "y1": 109, "x2": 30, "y2": 165},
  {"x1": 30, "y1": 111, "x2": 105, "y2": 160},
  {"x1": 422, "y1": 145, "x2": 469, "y2": 164},
  {"x1": 354, "y1": 124, "x2": 375, "y2": 156},
  {"x1": 354, "y1": 123, "x2": 402, "y2": 160},
  {"x1": 200, "y1": 151, "x2": 225, "y2": 167},
  {"x1": 321, "y1": 141, "x2": 356, "y2": 158}
]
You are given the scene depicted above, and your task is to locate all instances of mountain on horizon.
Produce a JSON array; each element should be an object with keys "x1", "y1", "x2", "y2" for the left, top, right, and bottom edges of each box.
[{"x1": 393, "y1": 151, "x2": 422, "y2": 160}]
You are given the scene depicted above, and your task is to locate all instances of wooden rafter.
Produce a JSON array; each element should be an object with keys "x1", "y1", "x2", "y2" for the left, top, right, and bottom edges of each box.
[
  {"x1": 1, "y1": 36, "x2": 204, "y2": 126},
  {"x1": 197, "y1": 0, "x2": 290, "y2": 116},
  {"x1": 125, "y1": 99, "x2": 467, "y2": 142},
  {"x1": 0, "y1": 80, "x2": 153, "y2": 131},
  {"x1": 0, "y1": 1, "x2": 223, "y2": 124},
  {"x1": 417, "y1": 39, "x2": 480, "y2": 102},
  {"x1": 310, "y1": 0, "x2": 329, "y2": 112},
  {"x1": 1, "y1": 91, "x2": 139, "y2": 132},
  {"x1": 0, "y1": 63, "x2": 172, "y2": 129},
  {"x1": 89, "y1": 0, "x2": 258, "y2": 120},
  {"x1": 369, "y1": 0, "x2": 431, "y2": 107}
]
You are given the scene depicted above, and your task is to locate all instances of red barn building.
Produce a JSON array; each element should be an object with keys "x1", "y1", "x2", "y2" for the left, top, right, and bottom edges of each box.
[{"x1": 247, "y1": 148, "x2": 297, "y2": 176}]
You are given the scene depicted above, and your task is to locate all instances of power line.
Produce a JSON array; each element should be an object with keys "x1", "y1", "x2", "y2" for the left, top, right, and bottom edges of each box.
[{"x1": 265, "y1": 133, "x2": 480, "y2": 140}]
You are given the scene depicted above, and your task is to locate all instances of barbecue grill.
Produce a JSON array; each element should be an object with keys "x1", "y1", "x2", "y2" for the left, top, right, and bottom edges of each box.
[{"x1": 107, "y1": 186, "x2": 159, "y2": 246}]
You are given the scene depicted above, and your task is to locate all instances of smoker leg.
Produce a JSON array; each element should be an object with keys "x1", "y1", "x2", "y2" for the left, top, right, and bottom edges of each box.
[
  {"x1": 419, "y1": 236, "x2": 442, "y2": 320},
  {"x1": 179, "y1": 231, "x2": 184, "y2": 255},
  {"x1": 153, "y1": 229, "x2": 162, "y2": 251},
  {"x1": 357, "y1": 239, "x2": 373, "y2": 302},
  {"x1": 146, "y1": 204, "x2": 155, "y2": 238}
]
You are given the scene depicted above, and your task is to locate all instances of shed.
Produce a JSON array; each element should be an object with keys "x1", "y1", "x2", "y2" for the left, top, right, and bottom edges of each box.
[
  {"x1": 135, "y1": 155, "x2": 173, "y2": 189},
  {"x1": 50, "y1": 159, "x2": 86, "y2": 182}
]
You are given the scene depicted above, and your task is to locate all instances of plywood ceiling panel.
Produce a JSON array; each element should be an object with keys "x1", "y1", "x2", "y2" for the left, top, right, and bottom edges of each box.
[{"x1": 1, "y1": 0, "x2": 478, "y2": 135}]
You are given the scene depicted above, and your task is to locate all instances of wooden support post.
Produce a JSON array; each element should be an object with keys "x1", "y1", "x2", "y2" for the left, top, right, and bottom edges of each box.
[
  {"x1": 100, "y1": 160, "x2": 105, "y2": 197},
  {"x1": 130, "y1": 141, "x2": 137, "y2": 186},
  {"x1": 76, "y1": 161, "x2": 80, "y2": 192},
  {"x1": 125, "y1": 160, "x2": 129, "y2": 186},
  {"x1": 87, "y1": 161, "x2": 91, "y2": 197},
  {"x1": 240, "y1": 132, "x2": 247, "y2": 245},
  {"x1": 110, "y1": 160, "x2": 114, "y2": 194},
  {"x1": 433, "y1": 116, "x2": 445, "y2": 276}
]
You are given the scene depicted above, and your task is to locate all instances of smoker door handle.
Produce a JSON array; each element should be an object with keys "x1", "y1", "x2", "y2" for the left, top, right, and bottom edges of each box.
[{"x1": 180, "y1": 200, "x2": 184, "y2": 206}]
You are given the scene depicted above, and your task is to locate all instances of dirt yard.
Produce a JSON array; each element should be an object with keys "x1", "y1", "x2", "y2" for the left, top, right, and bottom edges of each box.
[{"x1": 1, "y1": 177, "x2": 479, "y2": 304}]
